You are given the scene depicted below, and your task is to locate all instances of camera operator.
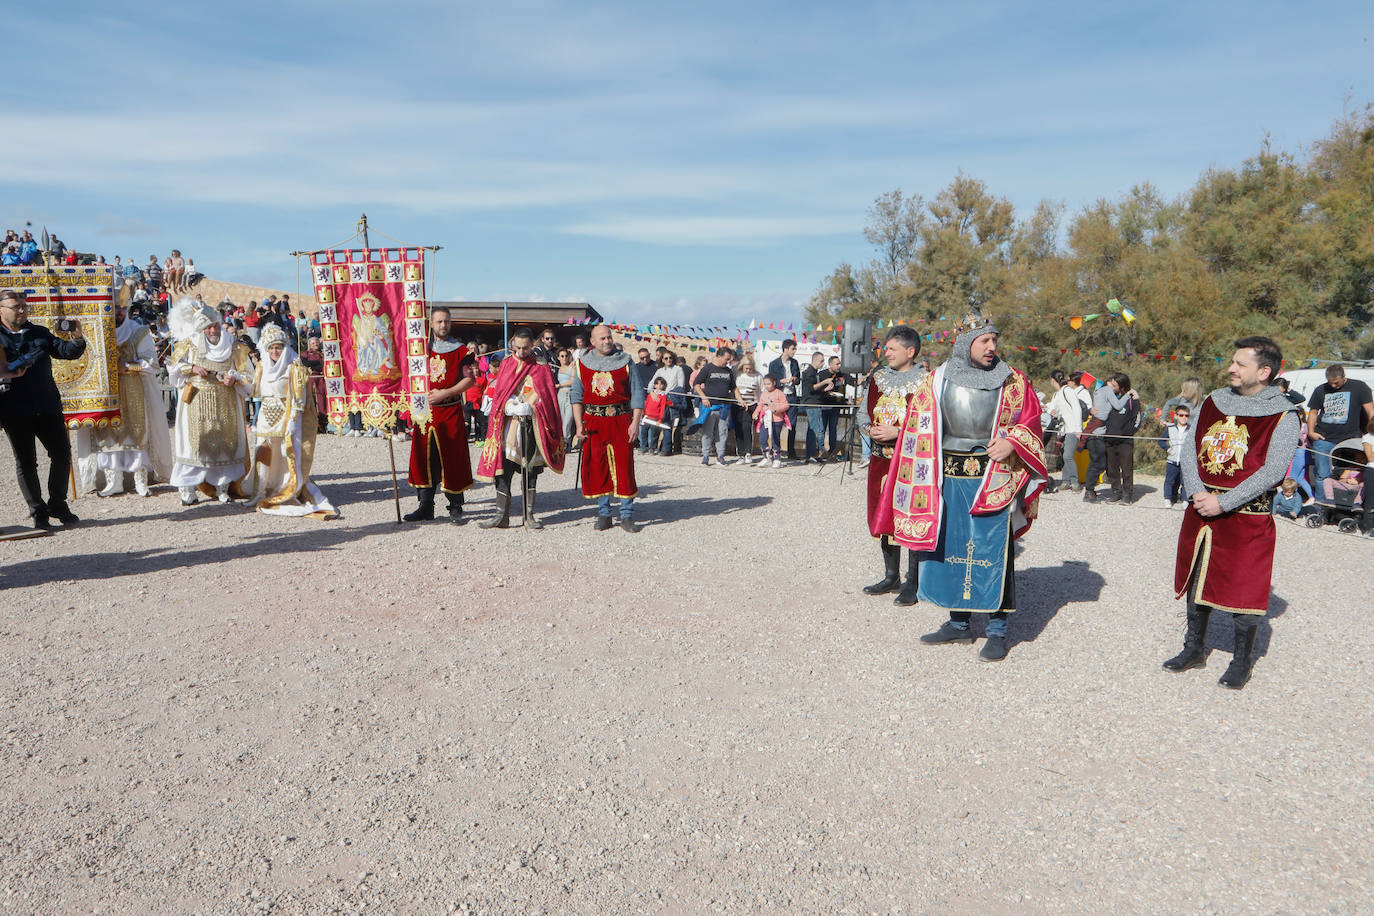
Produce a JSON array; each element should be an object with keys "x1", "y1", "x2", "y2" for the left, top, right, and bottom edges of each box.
[{"x1": 0, "y1": 290, "x2": 87, "y2": 528}]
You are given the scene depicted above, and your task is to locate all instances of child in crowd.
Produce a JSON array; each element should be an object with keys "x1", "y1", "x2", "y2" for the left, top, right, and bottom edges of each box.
[
  {"x1": 754, "y1": 374, "x2": 791, "y2": 469},
  {"x1": 643, "y1": 377, "x2": 671, "y2": 453},
  {"x1": 1273, "y1": 477, "x2": 1303, "y2": 519},
  {"x1": 1323, "y1": 466, "x2": 1363, "y2": 501},
  {"x1": 1161, "y1": 403, "x2": 1190, "y2": 508}
]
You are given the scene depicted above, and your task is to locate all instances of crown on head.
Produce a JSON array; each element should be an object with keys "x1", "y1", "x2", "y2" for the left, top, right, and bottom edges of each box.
[{"x1": 955, "y1": 307, "x2": 993, "y2": 336}]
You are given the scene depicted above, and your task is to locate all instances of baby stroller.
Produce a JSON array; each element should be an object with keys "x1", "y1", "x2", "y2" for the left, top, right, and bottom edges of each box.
[{"x1": 1305, "y1": 438, "x2": 1368, "y2": 533}]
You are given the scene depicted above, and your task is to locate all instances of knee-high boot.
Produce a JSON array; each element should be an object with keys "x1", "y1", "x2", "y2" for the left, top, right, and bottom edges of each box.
[
  {"x1": 893, "y1": 550, "x2": 920, "y2": 607},
  {"x1": 862, "y1": 538, "x2": 901, "y2": 595},
  {"x1": 479, "y1": 490, "x2": 511, "y2": 529},
  {"x1": 1219, "y1": 616, "x2": 1259, "y2": 689},
  {"x1": 522, "y1": 484, "x2": 543, "y2": 530},
  {"x1": 403, "y1": 487, "x2": 435, "y2": 522},
  {"x1": 1163, "y1": 601, "x2": 1211, "y2": 671}
]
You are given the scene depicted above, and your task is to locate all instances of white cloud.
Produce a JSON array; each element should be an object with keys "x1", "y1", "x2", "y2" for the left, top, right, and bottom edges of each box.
[{"x1": 559, "y1": 216, "x2": 855, "y2": 246}]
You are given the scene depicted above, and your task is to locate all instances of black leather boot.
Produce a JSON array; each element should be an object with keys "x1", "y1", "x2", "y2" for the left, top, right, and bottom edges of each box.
[
  {"x1": 446, "y1": 494, "x2": 466, "y2": 525},
  {"x1": 403, "y1": 487, "x2": 435, "y2": 522},
  {"x1": 1219, "y1": 617, "x2": 1259, "y2": 689},
  {"x1": 1163, "y1": 602, "x2": 1211, "y2": 672},
  {"x1": 862, "y1": 539, "x2": 901, "y2": 595},
  {"x1": 479, "y1": 491, "x2": 511, "y2": 529},
  {"x1": 892, "y1": 551, "x2": 919, "y2": 606}
]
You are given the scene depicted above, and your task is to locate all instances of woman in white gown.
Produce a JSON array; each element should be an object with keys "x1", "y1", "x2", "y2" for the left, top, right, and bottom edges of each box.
[{"x1": 247, "y1": 324, "x2": 338, "y2": 519}]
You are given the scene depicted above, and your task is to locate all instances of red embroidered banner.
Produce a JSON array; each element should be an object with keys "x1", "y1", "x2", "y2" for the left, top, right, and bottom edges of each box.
[
  {"x1": 309, "y1": 249, "x2": 430, "y2": 431},
  {"x1": 0, "y1": 264, "x2": 119, "y2": 430}
]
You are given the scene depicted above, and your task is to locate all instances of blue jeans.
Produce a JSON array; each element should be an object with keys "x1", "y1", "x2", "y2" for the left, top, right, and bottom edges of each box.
[
  {"x1": 1164, "y1": 461, "x2": 1182, "y2": 503},
  {"x1": 597, "y1": 495, "x2": 635, "y2": 519},
  {"x1": 1311, "y1": 438, "x2": 1337, "y2": 486},
  {"x1": 638, "y1": 423, "x2": 653, "y2": 450},
  {"x1": 805, "y1": 407, "x2": 824, "y2": 458},
  {"x1": 950, "y1": 611, "x2": 1009, "y2": 638},
  {"x1": 861, "y1": 432, "x2": 872, "y2": 461}
]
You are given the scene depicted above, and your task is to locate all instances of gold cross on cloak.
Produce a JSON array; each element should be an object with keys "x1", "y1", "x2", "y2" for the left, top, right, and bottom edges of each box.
[{"x1": 948, "y1": 538, "x2": 995, "y2": 600}]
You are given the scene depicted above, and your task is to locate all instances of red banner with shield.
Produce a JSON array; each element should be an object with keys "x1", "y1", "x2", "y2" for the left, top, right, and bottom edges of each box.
[{"x1": 310, "y1": 249, "x2": 431, "y2": 432}]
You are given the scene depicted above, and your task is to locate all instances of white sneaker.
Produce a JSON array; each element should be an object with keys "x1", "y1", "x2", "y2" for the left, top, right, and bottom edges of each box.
[
  {"x1": 98, "y1": 477, "x2": 123, "y2": 497},
  {"x1": 216, "y1": 485, "x2": 231, "y2": 503},
  {"x1": 1163, "y1": 498, "x2": 1173, "y2": 509},
  {"x1": 858, "y1": 458, "x2": 870, "y2": 469},
  {"x1": 179, "y1": 486, "x2": 199, "y2": 506},
  {"x1": 133, "y1": 470, "x2": 151, "y2": 497},
  {"x1": 772, "y1": 458, "x2": 782, "y2": 469}
]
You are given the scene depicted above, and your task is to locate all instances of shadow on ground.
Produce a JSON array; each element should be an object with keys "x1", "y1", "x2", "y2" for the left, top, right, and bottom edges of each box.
[
  {"x1": 2, "y1": 521, "x2": 405, "y2": 587},
  {"x1": 1006, "y1": 560, "x2": 1107, "y2": 645}
]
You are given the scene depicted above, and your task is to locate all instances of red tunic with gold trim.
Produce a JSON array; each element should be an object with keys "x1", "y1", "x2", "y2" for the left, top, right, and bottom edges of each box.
[
  {"x1": 575, "y1": 355, "x2": 637, "y2": 499},
  {"x1": 1174, "y1": 397, "x2": 1286, "y2": 614},
  {"x1": 408, "y1": 344, "x2": 473, "y2": 494},
  {"x1": 863, "y1": 367, "x2": 925, "y2": 538}
]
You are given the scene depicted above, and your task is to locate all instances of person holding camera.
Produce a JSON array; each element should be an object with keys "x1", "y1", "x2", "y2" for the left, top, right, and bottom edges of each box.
[{"x1": 0, "y1": 289, "x2": 87, "y2": 529}]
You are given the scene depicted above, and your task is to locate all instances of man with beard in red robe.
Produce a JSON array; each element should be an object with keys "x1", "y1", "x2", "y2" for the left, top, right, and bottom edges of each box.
[
  {"x1": 476, "y1": 327, "x2": 565, "y2": 529},
  {"x1": 404, "y1": 306, "x2": 475, "y2": 524}
]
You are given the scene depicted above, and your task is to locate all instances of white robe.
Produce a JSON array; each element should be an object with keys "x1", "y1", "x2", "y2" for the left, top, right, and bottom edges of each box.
[
  {"x1": 168, "y1": 332, "x2": 253, "y2": 488},
  {"x1": 246, "y1": 353, "x2": 337, "y2": 518}
]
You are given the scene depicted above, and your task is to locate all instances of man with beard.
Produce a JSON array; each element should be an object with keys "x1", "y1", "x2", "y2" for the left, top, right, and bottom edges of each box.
[
  {"x1": 891, "y1": 308, "x2": 1046, "y2": 662},
  {"x1": 1165, "y1": 337, "x2": 1301, "y2": 689},
  {"x1": 404, "y1": 306, "x2": 475, "y2": 524},
  {"x1": 475, "y1": 327, "x2": 565, "y2": 529},
  {"x1": 572, "y1": 324, "x2": 645, "y2": 531}
]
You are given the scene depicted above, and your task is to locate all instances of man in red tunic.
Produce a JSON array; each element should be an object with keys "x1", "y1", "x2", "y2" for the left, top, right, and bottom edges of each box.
[
  {"x1": 475, "y1": 327, "x2": 565, "y2": 529},
  {"x1": 571, "y1": 324, "x2": 645, "y2": 532},
  {"x1": 404, "y1": 306, "x2": 475, "y2": 524},
  {"x1": 1166, "y1": 336, "x2": 1300, "y2": 689},
  {"x1": 855, "y1": 326, "x2": 927, "y2": 605}
]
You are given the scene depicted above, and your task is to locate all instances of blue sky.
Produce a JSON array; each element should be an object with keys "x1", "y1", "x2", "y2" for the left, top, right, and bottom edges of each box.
[{"x1": 3, "y1": 1, "x2": 1370, "y2": 327}]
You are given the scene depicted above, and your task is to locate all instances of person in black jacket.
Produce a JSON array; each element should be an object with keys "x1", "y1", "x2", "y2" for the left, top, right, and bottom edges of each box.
[
  {"x1": 1101, "y1": 372, "x2": 1141, "y2": 503},
  {"x1": 0, "y1": 290, "x2": 87, "y2": 528},
  {"x1": 767, "y1": 339, "x2": 802, "y2": 461}
]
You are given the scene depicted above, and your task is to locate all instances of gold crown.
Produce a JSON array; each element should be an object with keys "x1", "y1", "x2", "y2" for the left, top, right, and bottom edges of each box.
[{"x1": 954, "y1": 308, "x2": 993, "y2": 336}]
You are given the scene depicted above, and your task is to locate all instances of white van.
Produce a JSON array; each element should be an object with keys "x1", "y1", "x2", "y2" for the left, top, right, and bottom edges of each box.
[{"x1": 1276, "y1": 362, "x2": 1374, "y2": 406}]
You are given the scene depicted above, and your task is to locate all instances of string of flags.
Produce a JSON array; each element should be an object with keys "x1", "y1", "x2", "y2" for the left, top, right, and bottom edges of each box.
[
  {"x1": 576, "y1": 296, "x2": 1325, "y2": 365},
  {"x1": 578, "y1": 296, "x2": 1139, "y2": 342}
]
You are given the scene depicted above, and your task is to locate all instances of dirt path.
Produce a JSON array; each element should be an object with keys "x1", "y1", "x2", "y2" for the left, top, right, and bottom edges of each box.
[{"x1": 1, "y1": 438, "x2": 1368, "y2": 913}]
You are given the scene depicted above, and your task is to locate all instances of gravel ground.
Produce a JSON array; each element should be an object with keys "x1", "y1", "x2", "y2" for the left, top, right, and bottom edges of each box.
[{"x1": 1, "y1": 436, "x2": 1370, "y2": 914}]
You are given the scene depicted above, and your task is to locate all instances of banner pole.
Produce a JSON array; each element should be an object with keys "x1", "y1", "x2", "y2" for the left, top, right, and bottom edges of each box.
[{"x1": 388, "y1": 437, "x2": 402, "y2": 523}]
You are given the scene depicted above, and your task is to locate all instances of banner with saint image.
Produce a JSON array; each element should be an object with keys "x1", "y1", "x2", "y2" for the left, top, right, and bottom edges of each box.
[
  {"x1": 309, "y1": 249, "x2": 430, "y2": 431},
  {"x1": 0, "y1": 264, "x2": 119, "y2": 429}
]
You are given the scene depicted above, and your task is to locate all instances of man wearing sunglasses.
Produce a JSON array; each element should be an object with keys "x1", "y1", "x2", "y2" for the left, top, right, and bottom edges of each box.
[{"x1": 0, "y1": 289, "x2": 87, "y2": 529}]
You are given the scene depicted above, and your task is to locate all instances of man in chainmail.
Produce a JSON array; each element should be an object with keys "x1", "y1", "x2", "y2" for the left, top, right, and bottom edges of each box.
[
  {"x1": 856, "y1": 326, "x2": 927, "y2": 606},
  {"x1": 1165, "y1": 336, "x2": 1300, "y2": 689},
  {"x1": 890, "y1": 309, "x2": 1047, "y2": 662},
  {"x1": 571, "y1": 324, "x2": 646, "y2": 532}
]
